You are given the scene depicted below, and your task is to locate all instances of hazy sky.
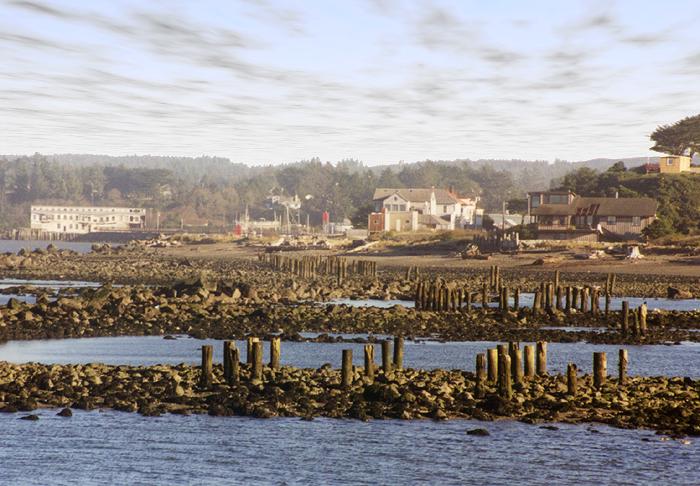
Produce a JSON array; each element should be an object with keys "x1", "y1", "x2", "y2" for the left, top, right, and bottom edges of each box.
[{"x1": 1, "y1": 0, "x2": 698, "y2": 165}]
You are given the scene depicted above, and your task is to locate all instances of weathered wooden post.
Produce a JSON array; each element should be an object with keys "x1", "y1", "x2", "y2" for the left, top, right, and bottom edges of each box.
[
  {"x1": 381, "y1": 339, "x2": 392, "y2": 374},
  {"x1": 252, "y1": 341, "x2": 263, "y2": 381},
  {"x1": 565, "y1": 286, "x2": 572, "y2": 314},
  {"x1": 270, "y1": 336, "x2": 281, "y2": 370},
  {"x1": 393, "y1": 336, "x2": 404, "y2": 370},
  {"x1": 475, "y1": 353, "x2": 486, "y2": 398},
  {"x1": 533, "y1": 290, "x2": 541, "y2": 313},
  {"x1": 572, "y1": 286, "x2": 579, "y2": 310},
  {"x1": 618, "y1": 349, "x2": 628, "y2": 385},
  {"x1": 524, "y1": 344, "x2": 535, "y2": 378},
  {"x1": 511, "y1": 346, "x2": 523, "y2": 385},
  {"x1": 604, "y1": 291, "x2": 611, "y2": 316},
  {"x1": 555, "y1": 285, "x2": 563, "y2": 311},
  {"x1": 223, "y1": 340, "x2": 233, "y2": 381},
  {"x1": 482, "y1": 283, "x2": 488, "y2": 309},
  {"x1": 513, "y1": 288, "x2": 520, "y2": 311},
  {"x1": 228, "y1": 345, "x2": 240, "y2": 384},
  {"x1": 639, "y1": 303, "x2": 647, "y2": 335},
  {"x1": 545, "y1": 283, "x2": 552, "y2": 311},
  {"x1": 593, "y1": 352, "x2": 607, "y2": 389},
  {"x1": 246, "y1": 336, "x2": 259, "y2": 365},
  {"x1": 554, "y1": 270, "x2": 560, "y2": 290},
  {"x1": 200, "y1": 344, "x2": 213, "y2": 388},
  {"x1": 341, "y1": 349, "x2": 353, "y2": 387},
  {"x1": 498, "y1": 353, "x2": 512, "y2": 399},
  {"x1": 487, "y1": 348, "x2": 498, "y2": 383},
  {"x1": 581, "y1": 287, "x2": 589, "y2": 313},
  {"x1": 364, "y1": 344, "x2": 375, "y2": 380},
  {"x1": 566, "y1": 363, "x2": 577, "y2": 396},
  {"x1": 621, "y1": 301, "x2": 629, "y2": 333},
  {"x1": 536, "y1": 341, "x2": 547, "y2": 375}
]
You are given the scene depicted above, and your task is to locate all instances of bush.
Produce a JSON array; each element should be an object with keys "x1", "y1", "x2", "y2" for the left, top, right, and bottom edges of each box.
[{"x1": 642, "y1": 219, "x2": 673, "y2": 239}]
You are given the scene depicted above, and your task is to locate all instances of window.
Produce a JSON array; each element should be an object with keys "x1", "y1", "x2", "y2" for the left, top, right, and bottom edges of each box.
[
  {"x1": 548, "y1": 194, "x2": 568, "y2": 204},
  {"x1": 632, "y1": 216, "x2": 641, "y2": 226},
  {"x1": 667, "y1": 158, "x2": 674, "y2": 166},
  {"x1": 531, "y1": 196, "x2": 540, "y2": 208},
  {"x1": 443, "y1": 205, "x2": 448, "y2": 213},
  {"x1": 607, "y1": 216, "x2": 616, "y2": 225}
]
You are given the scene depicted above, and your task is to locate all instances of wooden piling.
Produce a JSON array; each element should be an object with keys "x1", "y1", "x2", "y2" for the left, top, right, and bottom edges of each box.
[
  {"x1": 621, "y1": 301, "x2": 629, "y2": 333},
  {"x1": 393, "y1": 336, "x2": 404, "y2": 370},
  {"x1": 251, "y1": 341, "x2": 263, "y2": 381},
  {"x1": 618, "y1": 349, "x2": 628, "y2": 384},
  {"x1": 341, "y1": 349, "x2": 353, "y2": 387},
  {"x1": 487, "y1": 348, "x2": 498, "y2": 383},
  {"x1": 498, "y1": 353, "x2": 512, "y2": 399},
  {"x1": 565, "y1": 286, "x2": 572, "y2": 314},
  {"x1": 475, "y1": 353, "x2": 486, "y2": 398},
  {"x1": 200, "y1": 345, "x2": 213, "y2": 388},
  {"x1": 524, "y1": 344, "x2": 535, "y2": 378},
  {"x1": 566, "y1": 363, "x2": 577, "y2": 396},
  {"x1": 511, "y1": 347, "x2": 523, "y2": 385},
  {"x1": 270, "y1": 336, "x2": 281, "y2": 370},
  {"x1": 593, "y1": 352, "x2": 607, "y2": 389},
  {"x1": 246, "y1": 336, "x2": 259, "y2": 365},
  {"x1": 639, "y1": 304, "x2": 647, "y2": 335},
  {"x1": 513, "y1": 288, "x2": 520, "y2": 311},
  {"x1": 381, "y1": 339, "x2": 392, "y2": 374},
  {"x1": 223, "y1": 340, "x2": 233, "y2": 382},
  {"x1": 364, "y1": 344, "x2": 375, "y2": 379},
  {"x1": 536, "y1": 341, "x2": 547, "y2": 375}
]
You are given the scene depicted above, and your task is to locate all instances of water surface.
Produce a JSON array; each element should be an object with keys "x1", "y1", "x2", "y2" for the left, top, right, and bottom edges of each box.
[
  {"x1": 0, "y1": 239, "x2": 98, "y2": 254},
  {"x1": 1, "y1": 335, "x2": 697, "y2": 377},
  {"x1": 1, "y1": 411, "x2": 697, "y2": 485}
]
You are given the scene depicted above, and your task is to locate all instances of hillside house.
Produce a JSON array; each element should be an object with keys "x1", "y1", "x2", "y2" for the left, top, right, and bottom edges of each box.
[
  {"x1": 528, "y1": 191, "x2": 657, "y2": 241},
  {"x1": 369, "y1": 187, "x2": 478, "y2": 232}
]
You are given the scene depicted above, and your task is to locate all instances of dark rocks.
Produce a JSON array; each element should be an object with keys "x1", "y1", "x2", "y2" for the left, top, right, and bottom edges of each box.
[
  {"x1": 20, "y1": 414, "x2": 39, "y2": 421},
  {"x1": 57, "y1": 408, "x2": 73, "y2": 417},
  {"x1": 466, "y1": 428, "x2": 490, "y2": 436}
]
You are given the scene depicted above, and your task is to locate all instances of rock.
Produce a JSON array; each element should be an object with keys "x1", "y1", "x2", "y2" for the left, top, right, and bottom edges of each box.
[
  {"x1": 667, "y1": 287, "x2": 692, "y2": 299},
  {"x1": 540, "y1": 425, "x2": 559, "y2": 431},
  {"x1": 57, "y1": 408, "x2": 73, "y2": 417},
  {"x1": 466, "y1": 428, "x2": 490, "y2": 436},
  {"x1": 20, "y1": 414, "x2": 39, "y2": 421}
]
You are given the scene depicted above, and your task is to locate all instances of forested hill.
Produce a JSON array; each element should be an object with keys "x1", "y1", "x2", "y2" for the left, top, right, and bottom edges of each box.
[{"x1": 0, "y1": 153, "x2": 661, "y2": 230}]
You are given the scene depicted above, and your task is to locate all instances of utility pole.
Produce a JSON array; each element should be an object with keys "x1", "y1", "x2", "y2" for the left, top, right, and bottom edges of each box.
[{"x1": 502, "y1": 201, "x2": 506, "y2": 233}]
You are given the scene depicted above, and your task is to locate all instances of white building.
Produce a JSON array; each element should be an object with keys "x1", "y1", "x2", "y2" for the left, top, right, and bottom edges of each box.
[
  {"x1": 370, "y1": 188, "x2": 479, "y2": 232},
  {"x1": 30, "y1": 205, "x2": 146, "y2": 234}
]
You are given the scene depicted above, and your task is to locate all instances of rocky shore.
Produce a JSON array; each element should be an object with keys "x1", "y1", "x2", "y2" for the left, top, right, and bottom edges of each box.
[
  {"x1": 1, "y1": 281, "x2": 699, "y2": 345},
  {"x1": 2, "y1": 245, "x2": 700, "y2": 300},
  {"x1": 0, "y1": 360, "x2": 697, "y2": 437}
]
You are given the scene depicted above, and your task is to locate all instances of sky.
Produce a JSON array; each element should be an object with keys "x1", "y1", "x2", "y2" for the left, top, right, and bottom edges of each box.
[{"x1": 0, "y1": 0, "x2": 698, "y2": 165}]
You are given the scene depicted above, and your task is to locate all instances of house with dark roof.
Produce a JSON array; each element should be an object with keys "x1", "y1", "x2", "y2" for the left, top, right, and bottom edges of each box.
[{"x1": 528, "y1": 190, "x2": 657, "y2": 241}]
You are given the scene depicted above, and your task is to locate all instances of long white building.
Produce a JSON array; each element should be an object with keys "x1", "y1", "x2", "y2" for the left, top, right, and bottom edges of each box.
[{"x1": 30, "y1": 205, "x2": 146, "y2": 234}]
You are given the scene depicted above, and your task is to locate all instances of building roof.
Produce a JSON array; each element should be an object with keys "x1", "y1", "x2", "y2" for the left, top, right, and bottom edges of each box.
[
  {"x1": 373, "y1": 188, "x2": 458, "y2": 205},
  {"x1": 418, "y1": 213, "x2": 450, "y2": 227},
  {"x1": 532, "y1": 196, "x2": 657, "y2": 217}
]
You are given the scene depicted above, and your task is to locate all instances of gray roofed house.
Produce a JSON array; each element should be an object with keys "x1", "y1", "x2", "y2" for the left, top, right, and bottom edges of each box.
[{"x1": 528, "y1": 191, "x2": 657, "y2": 241}]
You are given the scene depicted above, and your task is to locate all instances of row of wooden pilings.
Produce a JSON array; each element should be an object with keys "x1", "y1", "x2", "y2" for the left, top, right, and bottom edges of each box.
[
  {"x1": 476, "y1": 342, "x2": 629, "y2": 399},
  {"x1": 201, "y1": 339, "x2": 630, "y2": 400},
  {"x1": 199, "y1": 336, "x2": 406, "y2": 388},
  {"x1": 258, "y1": 253, "x2": 377, "y2": 283}
]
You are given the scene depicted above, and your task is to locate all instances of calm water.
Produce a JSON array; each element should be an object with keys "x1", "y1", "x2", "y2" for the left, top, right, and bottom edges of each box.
[
  {"x1": 331, "y1": 294, "x2": 700, "y2": 311},
  {"x1": 0, "y1": 278, "x2": 102, "y2": 305},
  {"x1": 0, "y1": 410, "x2": 697, "y2": 485},
  {"x1": 1, "y1": 335, "x2": 698, "y2": 377},
  {"x1": 0, "y1": 239, "x2": 98, "y2": 254}
]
